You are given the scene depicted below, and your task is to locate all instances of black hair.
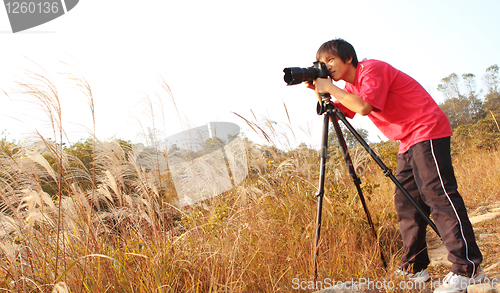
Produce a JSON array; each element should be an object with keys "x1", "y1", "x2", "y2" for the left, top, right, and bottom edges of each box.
[{"x1": 316, "y1": 38, "x2": 359, "y2": 68}]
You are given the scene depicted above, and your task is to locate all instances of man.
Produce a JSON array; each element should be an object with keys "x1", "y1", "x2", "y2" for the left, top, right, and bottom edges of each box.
[{"x1": 307, "y1": 38, "x2": 483, "y2": 293}]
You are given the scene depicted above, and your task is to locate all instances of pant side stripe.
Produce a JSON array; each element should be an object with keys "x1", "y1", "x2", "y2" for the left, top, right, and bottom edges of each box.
[{"x1": 429, "y1": 139, "x2": 475, "y2": 276}]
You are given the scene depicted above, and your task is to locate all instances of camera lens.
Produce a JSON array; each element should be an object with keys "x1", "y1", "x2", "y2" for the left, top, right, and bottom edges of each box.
[
  {"x1": 283, "y1": 67, "x2": 319, "y2": 85},
  {"x1": 283, "y1": 67, "x2": 302, "y2": 85}
]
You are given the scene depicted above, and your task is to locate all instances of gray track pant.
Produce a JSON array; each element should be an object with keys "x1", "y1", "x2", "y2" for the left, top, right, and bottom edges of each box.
[{"x1": 395, "y1": 137, "x2": 482, "y2": 277}]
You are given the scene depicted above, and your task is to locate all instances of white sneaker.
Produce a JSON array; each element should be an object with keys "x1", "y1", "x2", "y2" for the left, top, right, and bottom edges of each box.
[
  {"x1": 395, "y1": 268, "x2": 430, "y2": 282},
  {"x1": 434, "y1": 267, "x2": 485, "y2": 293}
]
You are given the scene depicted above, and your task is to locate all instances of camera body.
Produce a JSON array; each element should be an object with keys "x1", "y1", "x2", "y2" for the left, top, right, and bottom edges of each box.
[{"x1": 283, "y1": 61, "x2": 330, "y2": 85}]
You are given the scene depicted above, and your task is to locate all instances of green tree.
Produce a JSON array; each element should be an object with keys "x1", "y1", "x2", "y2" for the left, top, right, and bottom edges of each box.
[
  {"x1": 462, "y1": 73, "x2": 485, "y2": 121},
  {"x1": 483, "y1": 64, "x2": 500, "y2": 112},
  {"x1": 64, "y1": 137, "x2": 96, "y2": 173},
  {"x1": 438, "y1": 73, "x2": 485, "y2": 129},
  {"x1": 328, "y1": 123, "x2": 370, "y2": 152}
]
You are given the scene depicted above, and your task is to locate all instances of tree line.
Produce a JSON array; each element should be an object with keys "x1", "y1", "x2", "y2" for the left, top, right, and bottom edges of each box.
[{"x1": 438, "y1": 64, "x2": 500, "y2": 130}]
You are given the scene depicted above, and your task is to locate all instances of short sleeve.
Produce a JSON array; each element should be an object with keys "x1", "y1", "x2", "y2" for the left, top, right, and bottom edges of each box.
[{"x1": 356, "y1": 63, "x2": 392, "y2": 112}]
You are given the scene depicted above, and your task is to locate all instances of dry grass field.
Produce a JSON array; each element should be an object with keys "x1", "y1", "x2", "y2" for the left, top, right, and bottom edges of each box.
[{"x1": 0, "y1": 69, "x2": 499, "y2": 292}]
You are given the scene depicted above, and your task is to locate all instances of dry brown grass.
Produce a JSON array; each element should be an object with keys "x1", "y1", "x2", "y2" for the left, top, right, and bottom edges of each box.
[
  {"x1": 453, "y1": 149, "x2": 500, "y2": 207},
  {"x1": 0, "y1": 66, "x2": 499, "y2": 292}
]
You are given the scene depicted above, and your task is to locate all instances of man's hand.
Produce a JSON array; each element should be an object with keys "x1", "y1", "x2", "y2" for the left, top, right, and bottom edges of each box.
[
  {"x1": 304, "y1": 77, "x2": 337, "y2": 104},
  {"x1": 304, "y1": 81, "x2": 315, "y2": 90},
  {"x1": 304, "y1": 78, "x2": 373, "y2": 116},
  {"x1": 313, "y1": 77, "x2": 336, "y2": 95}
]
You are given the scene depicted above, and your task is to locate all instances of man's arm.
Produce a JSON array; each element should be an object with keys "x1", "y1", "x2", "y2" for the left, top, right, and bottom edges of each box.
[{"x1": 314, "y1": 77, "x2": 373, "y2": 116}]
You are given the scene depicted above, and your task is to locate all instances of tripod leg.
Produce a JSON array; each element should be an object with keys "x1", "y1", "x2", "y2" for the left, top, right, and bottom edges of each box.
[
  {"x1": 330, "y1": 115, "x2": 388, "y2": 268},
  {"x1": 313, "y1": 112, "x2": 329, "y2": 281},
  {"x1": 332, "y1": 108, "x2": 441, "y2": 238}
]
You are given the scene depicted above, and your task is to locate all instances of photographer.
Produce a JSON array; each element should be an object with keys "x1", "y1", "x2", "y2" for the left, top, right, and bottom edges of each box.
[{"x1": 307, "y1": 38, "x2": 483, "y2": 293}]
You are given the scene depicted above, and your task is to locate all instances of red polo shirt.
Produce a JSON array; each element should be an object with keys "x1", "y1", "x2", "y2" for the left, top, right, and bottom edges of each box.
[{"x1": 336, "y1": 59, "x2": 452, "y2": 153}]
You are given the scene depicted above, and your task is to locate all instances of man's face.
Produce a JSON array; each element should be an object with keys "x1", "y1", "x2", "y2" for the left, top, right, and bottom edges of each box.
[{"x1": 320, "y1": 55, "x2": 353, "y2": 82}]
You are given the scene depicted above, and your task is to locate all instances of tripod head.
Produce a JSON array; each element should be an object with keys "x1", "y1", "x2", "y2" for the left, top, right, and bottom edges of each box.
[{"x1": 316, "y1": 98, "x2": 337, "y2": 116}]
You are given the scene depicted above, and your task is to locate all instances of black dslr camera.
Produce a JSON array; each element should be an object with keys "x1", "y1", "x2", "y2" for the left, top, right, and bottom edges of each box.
[
  {"x1": 283, "y1": 61, "x2": 330, "y2": 85},
  {"x1": 284, "y1": 61, "x2": 332, "y2": 113}
]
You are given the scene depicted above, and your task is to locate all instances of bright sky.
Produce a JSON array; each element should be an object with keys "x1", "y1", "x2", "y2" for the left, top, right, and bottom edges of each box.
[{"x1": 1, "y1": 0, "x2": 499, "y2": 149}]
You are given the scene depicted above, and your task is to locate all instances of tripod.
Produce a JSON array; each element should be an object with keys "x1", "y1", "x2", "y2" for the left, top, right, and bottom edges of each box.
[{"x1": 313, "y1": 98, "x2": 441, "y2": 279}]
